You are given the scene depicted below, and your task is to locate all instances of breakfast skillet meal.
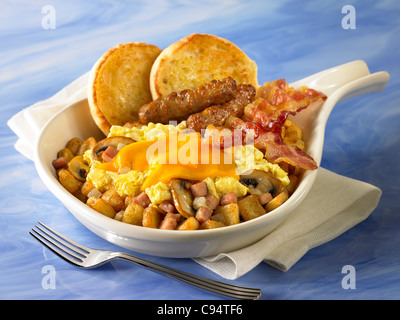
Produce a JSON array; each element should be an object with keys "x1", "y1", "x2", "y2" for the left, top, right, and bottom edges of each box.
[{"x1": 51, "y1": 34, "x2": 326, "y2": 231}]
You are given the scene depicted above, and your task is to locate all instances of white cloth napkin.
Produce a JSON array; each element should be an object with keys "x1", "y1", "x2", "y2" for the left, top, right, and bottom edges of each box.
[
  {"x1": 7, "y1": 72, "x2": 382, "y2": 280},
  {"x1": 194, "y1": 168, "x2": 381, "y2": 279},
  {"x1": 7, "y1": 72, "x2": 89, "y2": 160}
]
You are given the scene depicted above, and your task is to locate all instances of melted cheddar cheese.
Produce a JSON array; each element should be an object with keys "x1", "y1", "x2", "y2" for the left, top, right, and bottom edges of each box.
[{"x1": 96, "y1": 132, "x2": 238, "y2": 191}]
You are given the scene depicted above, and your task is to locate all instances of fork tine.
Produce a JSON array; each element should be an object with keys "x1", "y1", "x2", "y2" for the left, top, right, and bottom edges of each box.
[
  {"x1": 30, "y1": 222, "x2": 89, "y2": 266},
  {"x1": 38, "y1": 221, "x2": 91, "y2": 254},
  {"x1": 29, "y1": 230, "x2": 83, "y2": 266}
]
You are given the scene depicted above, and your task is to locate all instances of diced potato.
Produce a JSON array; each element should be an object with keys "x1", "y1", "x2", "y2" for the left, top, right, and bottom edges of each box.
[
  {"x1": 211, "y1": 213, "x2": 225, "y2": 224},
  {"x1": 122, "y1": 203, "x2": 144, "y2": 226},
  {"x1": 124, "y1": 195, "x2": 135, "y2": 207},
  {"x1": 58, "y1": 169, "x2": 80, "y2": 194},
  {"x1": 87, "y1": 196, "x2": 116, "y2": 219},
  {"x1": 292, "y1": 165, "x2": 303, "y2": 176},
  {"x1": 278, "y1": 161, "x2": 290, "y2": 173},
  {"x1": 177, "y1": 216, "x2": 200, "y2": 231},
  {"x1": 57, "y1": 148, "x2": 74, "y2": 162},
  {"x1": 77, "y1": 137, "x2": 96, "y2": 156},
  {"x1": 142, "y1": 207, "x2": 163, "y2": 228},
  {"x1": 213, "y1": 204, "x2": 240, "y2": 226},
  {"x1": 285, "y1": 175, "x2": 298, "y2": 195},
  {"x1": 199, "y1": 220, "x2": 225, "y2": 229},
  {"x1": 238, "y1": 195, "x2": 266, "y2": 221},
  {"x1": 81, "y1": 180, "x2": 95, "y2": 197},
  {"x1": 114, "y1": 210, "x2": 124, "y2": 221},
  {"x1": 73, "y1": 189, "x2": 87, "y2": 203},
  {"x1": 66, "y1": 137, "x2": 82, "y2": 156},
  {"x1": 265, "y1": 190, "x2": 289, "y2": 212},
  {"x1": 101, "y1": 187, "x2": 124, "y2": 212}
]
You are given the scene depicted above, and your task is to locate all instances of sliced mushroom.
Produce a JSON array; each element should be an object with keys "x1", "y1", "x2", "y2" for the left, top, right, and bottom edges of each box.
[
  {"x1": 170, "y1": 178, "x2": 195, "y2": 218},
  {"x1": 239, "y1": 170, "x2": 283, "y2": 197},
  {"x1": 68, "y1": 155, "x2": 90, "y2": 182},
  {"x1": 92, "y1": 136, "x2": 135, "y2": 161}
]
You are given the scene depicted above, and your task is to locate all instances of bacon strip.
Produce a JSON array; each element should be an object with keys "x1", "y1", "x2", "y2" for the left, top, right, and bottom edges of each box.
[
  {"x1": 210, "y1": 79, "x2": 326, "y2": 170},
  {"x1": 243, "y1": 98, "x2": 289, "y2": 130},
  {"x1": 208, "y1": 116, "x2": 318, "y2": 170},
  {"x1": 245, "y1": 79, "x2": 327, "y2": 130},
  {"x1": 232, "y1": 117, "x2": 317, "y2": 170},
  {"x1": 261, "y1": 127, "x2": 318, "y2": 170}
]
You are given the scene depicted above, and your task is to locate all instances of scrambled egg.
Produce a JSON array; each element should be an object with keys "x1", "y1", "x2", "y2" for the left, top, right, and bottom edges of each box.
[
  {"x1": 113, "y1": 170, "x2": 147, "y2": 196},
  {"x1": 214, "y1": 177, "x2": 249, "y2": 197},
  {"x1": 86, "y1": 160, "x2": 115, "y2": 191},
  {"x1": 87, "y1": 161, "x2": 147, "y2": 196},
  {"x1": 203, "y1": 177, "x2": 219, "y2": 199},
  {"x1": 86, "y1": 123, "x2": 290, "y2": 203},
  {"x1": 145, "y1": 182, "x2": 172, "y2": 205},
  {"x1": 232, "y1": 144, "x2": 290, "y2": 186},
  {"x1": 108, "y1": 121, "x2": 187, "y2": 142}
]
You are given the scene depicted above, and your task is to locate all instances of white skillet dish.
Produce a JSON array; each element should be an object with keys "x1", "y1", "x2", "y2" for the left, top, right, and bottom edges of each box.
[{"x1": 34, "y1": 60, "x2": 389, "y2": 258}]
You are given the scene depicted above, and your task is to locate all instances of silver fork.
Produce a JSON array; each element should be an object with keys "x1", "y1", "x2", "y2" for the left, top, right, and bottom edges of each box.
[{"x1": 30, "y1": 222, "x2": 261, "y2": 300}]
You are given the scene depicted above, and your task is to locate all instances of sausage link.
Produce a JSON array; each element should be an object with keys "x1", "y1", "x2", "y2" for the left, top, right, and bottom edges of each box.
[
  {"x1": 138, "y1": 77, "x2": 237, "y2": 124},
  {"x1": 186, "y1": 84, "x2": 256, "y2": 132}
]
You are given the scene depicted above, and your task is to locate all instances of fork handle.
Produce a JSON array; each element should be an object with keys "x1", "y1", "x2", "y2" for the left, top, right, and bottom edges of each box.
[{"x1": 110, "y1": 252, "x2": 261, "y2": 300}]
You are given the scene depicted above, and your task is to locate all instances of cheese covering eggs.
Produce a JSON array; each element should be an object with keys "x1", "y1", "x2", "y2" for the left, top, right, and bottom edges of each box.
[
  {"x1": 87, "y1": 123, "x2": 289, "y2": 199},
  {"x1": 88, "y1": 127, "x2": 238, "y2": 195}
]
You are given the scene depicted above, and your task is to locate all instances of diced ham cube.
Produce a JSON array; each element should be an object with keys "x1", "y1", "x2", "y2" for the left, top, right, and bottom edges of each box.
[
  {"x1": 159, "y1": 213, "x2": 181, "y2": 230},
  {"x1": 52, "y1": 157, "x2": 68, "y2": 169},
  {"x1": 132, "y1": 192, "x2": 151, "y2": 208},
  {"x1": 195, "y1": 206, "x2": 212, "y2": 224},
  {"x1": 258, "y1": 193, "x2": 273, "y2": 205},
  {"x1": 220, "y1": 192, "x2": 237, "y2": 205},
  {"x1": 102, "y1": 146, "x2": 119, "y2": 162},
  {"x1": 205, "y1": 194, "x2": 219, "y2": 211},
  {"x1": 190, "y1": 181, "x2": 208, "y2": 197},
  {"x1": 159, "y1": 200, "x2": 176, "y2": 213}
]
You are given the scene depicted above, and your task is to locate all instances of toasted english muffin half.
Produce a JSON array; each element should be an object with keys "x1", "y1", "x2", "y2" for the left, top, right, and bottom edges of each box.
[
  {"x1": 88, "y1": 42, "x2": 162, "y2": 135},
  {"x1": 150, "y1": 33, "x2": 258, "y2": 99}
]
